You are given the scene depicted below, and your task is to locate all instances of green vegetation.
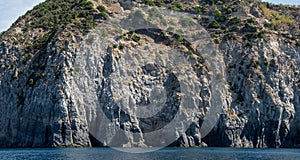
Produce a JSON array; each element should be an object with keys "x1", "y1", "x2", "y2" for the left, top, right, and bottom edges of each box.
[
  {"x1": 121, "y1": 34, "x2": 128, "y2": 41},
  {"x1": 214, "y1": 38, "x2": 220, "y2": 44},
  {"x1": 132, "y1": 35, "x2": 141, "y2": 42},
  {"x1": 2, "y1": 0, "x2": 297, "y2": 58},
  {"x1": 230, "y1": 25, "x2": 239, "y2": 31},
  {"x1": 99, "y1": 11, "x2": 108, "y2": 18},
  {"x1": 156, "y1": 2, "x2": 164, "y2": 7},
  {"x1": 264, "y1": 22, "x2": 273, "y2": 28},
  {"x1": 227, "y1": 17, "x2": 241, "y2": 26},
  {"x1": 214, "y1": 7, "x2": 222, "y2": 15},
  {"x1": 171, "y1": 3, "x2": 183, "y2": 11},
  {"x1": 118, "y1": 44, "x2": 124, "y2": 50},
  {"x1": 246, "y1": 18, "x2": 255, "y2": 24},
  {"x1": 242, "y1": 23, "x2": 258, "y2": 32},
  {"x1": 208, "y1": 21, "x2": 220, "y2": 29},
  {"x1": 138, "y1": 0, "x2": 298, "y2": 46},
  {"x1": 26, "y1": 0, "x2": 96, "y2": 31},
  {"x1": 187, "y1": 50, "x2": 193, "y2": 56},
  {"x1": 176, "y1": 36, "x2": 184, "y2": 42},
  {"x1": 97, "y1": 5, "x2": 105, "y2": 12},
  {"x1": 141, "y1": 1, "x2": 185, "y2": 11},
  {"x1": 194, "y1": 6, "x2": 206, "y2": 13},
  {"x1": 221, "y1": 5, "x2": 232, "y2": 14},
  {"x1": 120, "y1": 32, "x2": 141, "y2": 43},
  {"x1": 16, "y1": 0, "x2": 105, "y2": 54},
  {"x1": 97, "y1": 5, "x2": 107, "y2": 18},
  {"x1": 215, "y1": 15, "x2": 228, "y2": 23},
  {"x1": 142, "y1": 0, "x2": 154, "y2": 6}
]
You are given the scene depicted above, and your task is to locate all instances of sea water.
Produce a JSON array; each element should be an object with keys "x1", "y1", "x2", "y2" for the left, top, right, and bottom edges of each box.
[{"x1": 0, "y1": 147, "x2": 299, "y2": 160}]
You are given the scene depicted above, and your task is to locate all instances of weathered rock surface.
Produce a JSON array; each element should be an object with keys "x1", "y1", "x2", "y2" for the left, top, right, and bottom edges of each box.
[
  {"x1": 204, "y1": 39, "x2": 300, "y2": 148},
  {"x1": 0, "y1": 0, "x2": 299, "y2": 148}
]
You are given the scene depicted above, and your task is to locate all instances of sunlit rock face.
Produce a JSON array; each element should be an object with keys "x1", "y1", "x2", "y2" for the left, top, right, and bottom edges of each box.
[{"x1": 0, "y1": 0, "x2": 299, "y2": 148}]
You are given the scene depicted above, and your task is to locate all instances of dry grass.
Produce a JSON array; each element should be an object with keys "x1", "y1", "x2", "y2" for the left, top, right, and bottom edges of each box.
[
  {"x1": 225, "y1": 108, "x2": 238, "y2": 119},
  {"x1": 259, "y1": 3, "x2": 295, "y2": 25}
]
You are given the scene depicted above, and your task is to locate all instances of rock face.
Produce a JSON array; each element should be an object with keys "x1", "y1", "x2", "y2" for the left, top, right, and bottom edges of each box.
[
  {"x1": 0, "y1": 0, "x2": 299, "y2": 148},
  {"x1": 204, "y1": 39, "x2": 300, "y2": 148}
]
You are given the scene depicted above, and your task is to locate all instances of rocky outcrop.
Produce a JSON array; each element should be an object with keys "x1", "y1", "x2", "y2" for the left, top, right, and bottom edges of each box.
[
  {"x1": 0, "y1": 0, "x2": 299, "y2": 148},
  {"x1": 204, "y1": 38, "x2": 300, "y2": 148}
]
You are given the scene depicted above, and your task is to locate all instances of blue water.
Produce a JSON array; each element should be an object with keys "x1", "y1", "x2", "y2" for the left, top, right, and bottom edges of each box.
[{"x1": 0, "y1": 147, "x2": 299, "y2": 160}]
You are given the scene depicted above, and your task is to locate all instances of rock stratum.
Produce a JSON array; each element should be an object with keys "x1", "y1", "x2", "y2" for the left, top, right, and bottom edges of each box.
[{"x1": 0, "y1": 0, "x2": 299, "y2": 148}]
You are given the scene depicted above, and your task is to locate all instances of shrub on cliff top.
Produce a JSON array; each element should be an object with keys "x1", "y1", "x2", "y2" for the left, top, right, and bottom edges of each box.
[
  {"x1": 132, "y1": 35, "x2": 141, "y2": 42},
  {"x1": 208, "y1": 21, "x2": 220, "y2": 29},
  {"x1": 142, "y1": 0, "x2": 154, "y2": 6},
  {"x1": 171, "y1": 3, "x2": 183, "y2": 11},
  {"x1": 227, "y1": 17, "x2": 241, "y2": 26},
  {"x1": 194, "y1": 6, "x2": 206, "y2": 13},
  {"x1": 97, "y1": 5, "x2": 106, "y2": 12}
]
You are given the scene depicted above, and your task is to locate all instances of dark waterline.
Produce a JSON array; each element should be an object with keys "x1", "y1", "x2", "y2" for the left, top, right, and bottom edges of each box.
[{"x1": 0, "y1": 147, "x2": 300, "y2": 160}]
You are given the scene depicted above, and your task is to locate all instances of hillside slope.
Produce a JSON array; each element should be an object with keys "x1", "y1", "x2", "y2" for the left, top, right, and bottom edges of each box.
[{"x1": 0, "y1": 0, "x2": 299, "y2": 148}]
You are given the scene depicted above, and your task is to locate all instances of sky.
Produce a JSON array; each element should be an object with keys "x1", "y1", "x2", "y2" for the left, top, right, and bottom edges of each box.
[
  {"x1": 0, "y1": 0, "x2": 45, "y2": 32},
  {"x1": 0, "y1": 0, "x2": 299, "y2": 32}
]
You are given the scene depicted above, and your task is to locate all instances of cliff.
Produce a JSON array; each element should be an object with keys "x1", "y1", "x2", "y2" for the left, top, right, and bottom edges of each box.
[{"x1": 0, "y1": 0, "x2": 299, "y2": 148}]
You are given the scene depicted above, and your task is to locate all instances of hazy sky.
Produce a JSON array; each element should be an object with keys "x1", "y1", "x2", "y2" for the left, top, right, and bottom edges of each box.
[
  {"x1": 0, "y1": 0, "x2": 45, "y2": 32},
  {"x1": 0, "y1": 0, "x2": 299, "y2": 32}
]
